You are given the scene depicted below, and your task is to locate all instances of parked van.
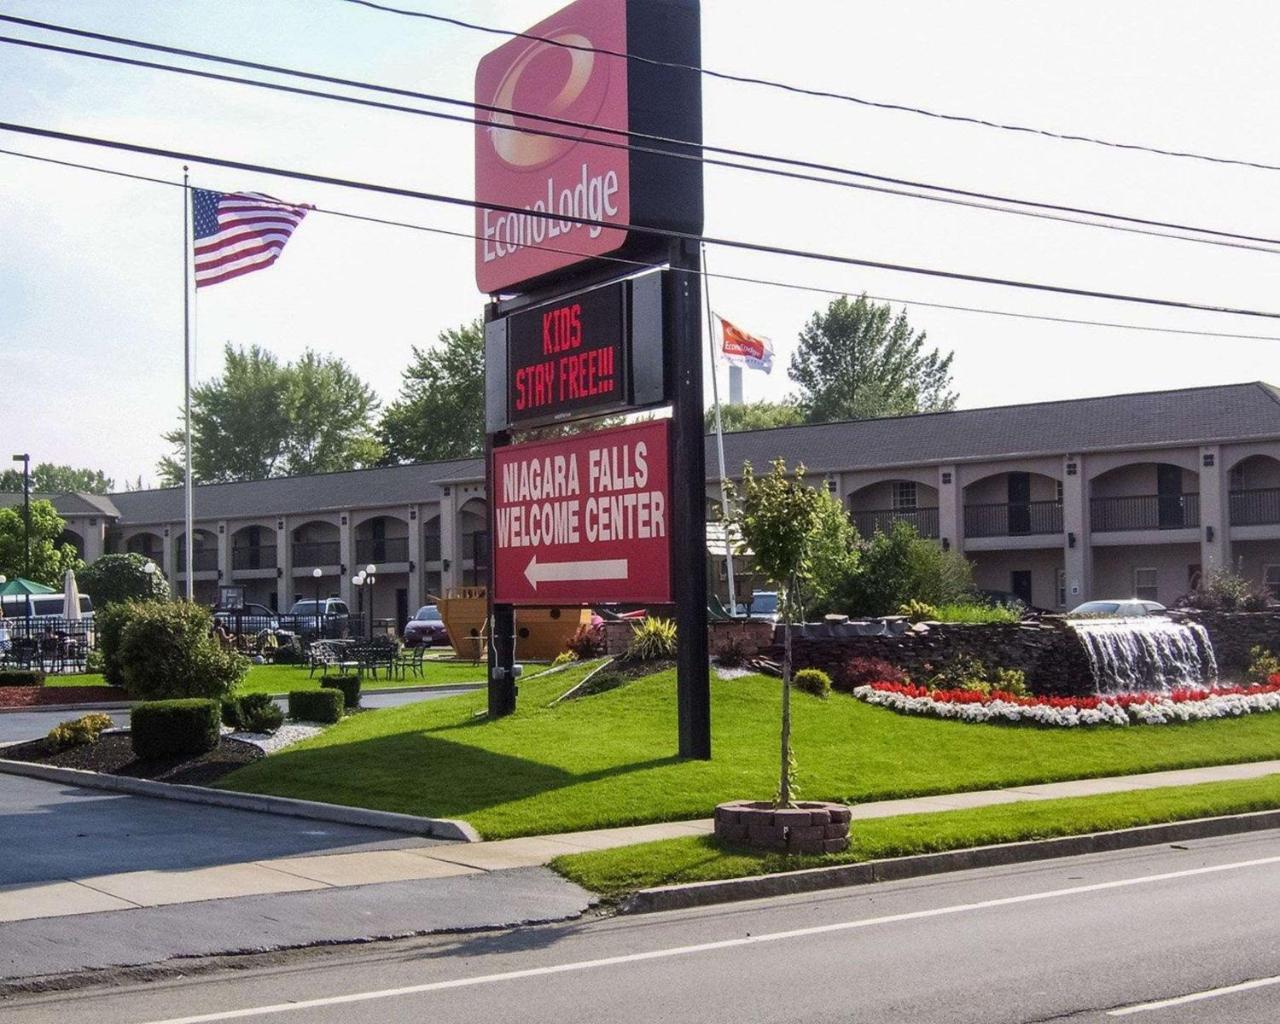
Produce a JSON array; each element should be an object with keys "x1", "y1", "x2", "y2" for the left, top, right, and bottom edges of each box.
[{"x1": 0, "y1": 594, "x2": 94, "y2": 623}]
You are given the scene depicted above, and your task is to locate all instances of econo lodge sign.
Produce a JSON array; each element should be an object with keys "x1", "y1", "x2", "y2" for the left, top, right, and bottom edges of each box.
[{"x1": 492, "y1": 419, "x2": 671, "y2": 605}]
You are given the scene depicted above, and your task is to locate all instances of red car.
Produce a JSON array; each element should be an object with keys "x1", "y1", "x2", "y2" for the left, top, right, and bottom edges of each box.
[{"x1": 403, "y1": 604, "x2": 449, "y2": 647}]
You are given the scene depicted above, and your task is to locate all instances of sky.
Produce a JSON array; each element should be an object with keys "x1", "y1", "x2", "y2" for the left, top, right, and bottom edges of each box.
[{"x1": 2, "y1": 0, "x2": 1279, "y2": 489}]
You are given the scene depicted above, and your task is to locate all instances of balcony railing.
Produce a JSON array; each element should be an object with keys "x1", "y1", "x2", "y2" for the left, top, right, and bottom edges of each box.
[
  {"x1": 356, "y1": 537, "x2": 409, "y2": 564},
  {"x1": 964, "y1": 501, "x2": 1063, "y2": 538},
  {"x1": 292, "y1": 540, "x2": 341, "y2": 567},
  {"x1": 232, "y1": 545, "x2": 277, "y2": 571},
  {"x1": 176, "y1": 549, "x2": 218, "y2": 573},
  {"x1": 1229, "y1": 488, "x2": 1280, "y2": 527},
  {"x1": 851, "y1": 507, "x2": 939, "y2": 539},
  {"x1": 1090, "y1": 493, "x2": 1200, "y2": 532}
]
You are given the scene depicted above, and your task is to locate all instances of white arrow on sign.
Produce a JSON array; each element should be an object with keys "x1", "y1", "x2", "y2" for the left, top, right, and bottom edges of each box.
[{"x1": 524, "y1": 554, "x2": 629, "y2": 590}]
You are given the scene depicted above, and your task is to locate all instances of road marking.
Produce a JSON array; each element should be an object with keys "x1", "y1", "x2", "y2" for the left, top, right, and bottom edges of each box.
[
  {"x1": 1108, "y1": 974, "x2": 1280, "y2": 1015},
  {"x1": 134, "y1": 853, "x2": 1280, "y2": 1024},
  {"x1": 524, "y1": 554, "x2": 628, "y2": 589}
]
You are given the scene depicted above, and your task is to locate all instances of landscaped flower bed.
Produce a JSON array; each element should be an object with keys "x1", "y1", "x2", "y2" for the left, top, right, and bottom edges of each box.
[{"x1": 853, "y1": 678, "x2": 1280, "y2": 727}]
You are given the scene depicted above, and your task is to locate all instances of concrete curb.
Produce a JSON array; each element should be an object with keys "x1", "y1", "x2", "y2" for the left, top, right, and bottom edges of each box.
[
  {"x1": 0, "y1": 700, "x2": 134, "y2": 715},
  {"x1": 0, "y1": 758, "x2": 481, "y2": 842},
  {"x1": 620, "y1": 808, "x2": 1280, "y2": 914}
]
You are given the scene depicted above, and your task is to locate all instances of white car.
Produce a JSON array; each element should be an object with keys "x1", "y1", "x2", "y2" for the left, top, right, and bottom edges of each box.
[
  {"x1": 1068, "y1": 599, "x2": 1166, "y2": 618},
  {"x1": 0, "y1": 593, "x2": 94, "y2": 623}
]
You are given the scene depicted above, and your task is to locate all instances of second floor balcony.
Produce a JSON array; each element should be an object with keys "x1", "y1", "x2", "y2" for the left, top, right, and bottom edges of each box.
[
  {"x1": 292, "y1": 540, "x2": 341, "y2": 567},
  {"x1": 176, "y1": 549, "x2": 218, "y2": 573},
  {"x1": 356, "y1": 537, "x2": 409, "y2": 564},
  {"x1": 1090, "y1": 493, "x2": 1200, "y2": 533},
  {"x1": 851, "y1": 507, "x2": 939, "y2": 539},
  {"x1": 1229, "y1": 488, "x2": 1280, "y2": 527},
  {"x1": 232, "y1": 544, "x2": 277, "y2": 571},
  {"x1": 964, "y1": 500, "x2": 1063, "y2": 538}
]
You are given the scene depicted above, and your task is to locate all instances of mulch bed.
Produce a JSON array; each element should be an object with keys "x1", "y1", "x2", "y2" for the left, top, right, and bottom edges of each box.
[
  {"x1": 2, "y1": 732, "x2": 264, "y2": 786},
  {"x1": 0, "y1": 686, "x2": 128, "y2": 709}
]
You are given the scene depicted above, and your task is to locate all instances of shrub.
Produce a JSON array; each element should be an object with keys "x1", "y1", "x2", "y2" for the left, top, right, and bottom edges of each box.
[
  {"x1": 288, "y1": 689, "x2": 343, "y2": 723},
  {"x1": 551, "y1": 650, "x2": 576, "y2": 667},
  {"x1": 77, "y1": 553, "x2": 170, "y2": 608},
  {"x1": 623, "y1": 617, "x2": 677, "y2": 663},
  {"x1": 84, "y1": 648, "x2": 105, "y2": 674},
  {"x1": 220, "y1": 695, "x2": 241, "y2": 728},
  {"x1": 320, "y1": 674, "x2": 361, "y2": 709},
  {"x1": 95, "y1": 601, "x2": 134, "y2": 687},
  {"x1": 835, "y1": 655, "x2": 907, "y2": 693},
  {"x1": 1246, "y1": 645, "x2": 1280, "y2": 685},
  {"x1": 1187, "y1": 568, "x2": 1268, "y2": 612},
  {"x1": 897, "y1": 599, "x2": 938, "y2": 622},
  {"x1": 565, "y1": 623, "x2": 605, "y2": 660},
  {"x1": 925, "y1": 654, "x2": 989, "y2": 691},
  {"x1": 0, "y1": 669, "x2": 45, "y2": 687},
  {"x1": 792, "y1": 668, "x2": 831, "y2": 698},
  {"x1": 222, "y1": 692, "x2": 285, "y2": 733},
  {"x1": 818, "y1": 521, "x2": 973, "y2": 618},
  {"x1": 130, "y1": 699, "x2": 220, "y2": 760},
  {"x1": 713, "y1": 634, "x2": 753, "y2": 668},
  {"x1": 116, "y1": 601, "x2": 247, "y2": 700},
  {"x1": 47, "y1": 712, "x2": 114, "y2": 751},
  {"x1": 990, "y1": 667, "x2": 1030, "y2": 697},
  {"x1": 931, "y1": 601, "x2": 1021, "y2": 624}
]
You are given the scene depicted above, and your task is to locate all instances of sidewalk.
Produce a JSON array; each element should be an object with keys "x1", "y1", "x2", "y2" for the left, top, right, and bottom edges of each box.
[{"x1": 4, "y1": 757, "x2": 1279, "y2": 926}]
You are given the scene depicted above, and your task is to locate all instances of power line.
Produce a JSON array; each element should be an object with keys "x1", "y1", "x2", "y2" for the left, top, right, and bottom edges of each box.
[
  {"x1": 4, "y1": 18, "x2": 1279, "y2": 254},
  {"x1": 2, "y1": 124, "x2": 1279, "y2": 326},
  {"x1": 338, "y1": 0, "x2": 1280, "y2": 175},
  {"x1": 4, "y1": 142, "x2": 1280, "y2": 345}
]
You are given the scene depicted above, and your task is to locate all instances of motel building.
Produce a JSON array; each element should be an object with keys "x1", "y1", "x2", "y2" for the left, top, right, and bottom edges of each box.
[{"x1": 13, "y1": 382, "x2": 1280, "y2": 619}]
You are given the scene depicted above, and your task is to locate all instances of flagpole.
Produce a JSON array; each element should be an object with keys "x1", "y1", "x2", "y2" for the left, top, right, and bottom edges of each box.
[
  {"x1": 182, "y1": 165, "x2": 194, "y2": 600},
  {"x1": 700, "y1": 243, "x2": 738, "y2": 616}
]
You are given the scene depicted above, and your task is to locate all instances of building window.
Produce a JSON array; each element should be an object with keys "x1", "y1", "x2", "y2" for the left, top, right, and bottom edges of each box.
[
  {"x1": 826, "y1": 478, "x2": 838, "y2": 494},
  {"x1": 1056, "y1": 568, "x2": 1067, "y2": 608},
  {"x1": 1134, "y1": 567, "x2": 1159, "y2": 602},
  {"x1": 1265, "y1": 566, "x2": 1280, "y2": 600},
  {"x1": 1055, "y1": 480, "x2": 1064, "y2": 503},
  {"x1": 893, "y1": 481, "x2": 917, "y2": 510}
]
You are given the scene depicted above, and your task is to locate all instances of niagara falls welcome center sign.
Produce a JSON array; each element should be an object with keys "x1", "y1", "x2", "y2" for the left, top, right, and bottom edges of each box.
[{"x1": 492, "y1": 420, "x2": 671, "y2": 605}]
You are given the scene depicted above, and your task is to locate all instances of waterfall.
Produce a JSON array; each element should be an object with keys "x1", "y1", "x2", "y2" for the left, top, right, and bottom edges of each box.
[{"x1": 1069, "y1": 618, "x2": 1218, "y2": 694}]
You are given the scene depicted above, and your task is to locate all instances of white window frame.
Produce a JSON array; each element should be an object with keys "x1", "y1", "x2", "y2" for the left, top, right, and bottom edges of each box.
[
  {"x1": 1055, "y1": 479, "x2": 1064, "y2": 503},
  {"x1": 1134, "y1": 567, "x2": 1159, "y2": 602},
  {"x1": 1264, "y1": 565, "x2": 1280, "y2": 600},
  {"x1": 893, "y1": 481, "x2": 918, "y2": 511},
  {"x1": 1056, "y1": 568, "x2": 1067, "y2": 608}
]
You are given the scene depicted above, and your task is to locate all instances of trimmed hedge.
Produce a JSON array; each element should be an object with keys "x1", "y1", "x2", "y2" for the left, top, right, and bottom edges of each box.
[
  {"x1": 793, "y1": 668, "x2": 832, "y2": 699},
  {"x1": 131, "y1": 699, "x2": 220, "y2": 760},
  {"x1": 320, "y1": 674, "x2": 361, "y2": 709},
  {"x1": 221, "y1": 692, "x2": 285, "y2": 733},
  {"x1": 117, "y1": 602, "x2": 247, "y2": 700},
  {"x1": 0, "y1": 669, "x2": 45, "y2": 687},
  {"x1": 288, "y1": 689, "x2": 343, "y2": 724}
]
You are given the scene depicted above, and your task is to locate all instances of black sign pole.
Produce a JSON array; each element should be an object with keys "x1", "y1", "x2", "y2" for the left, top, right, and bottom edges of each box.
[
  {"x1": 668, "y1": 238, "x2": 711, "y2": 759},
  {"x1": 484, "y1": 299, "x2": 517, "y2": 718}
]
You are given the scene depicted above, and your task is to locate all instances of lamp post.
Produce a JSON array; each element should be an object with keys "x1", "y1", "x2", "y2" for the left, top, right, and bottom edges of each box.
[
  {"x1": 352, "y1": 571, "x2": 365, "y2": 638},
  {"x1": 311, "y1": 567, "x2": 322, "y2": 639},
  {"x1": 11, "y1": 455, "x2": 29, "y2": 632},
  {"x1": 365, "y1": 564, "x2": 377, "y2": 639}
]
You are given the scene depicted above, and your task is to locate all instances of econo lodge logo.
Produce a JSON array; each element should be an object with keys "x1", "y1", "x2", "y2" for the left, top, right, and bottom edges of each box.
[{"x1": 475, "y1": 0, "x2": 631, "y2": 293}]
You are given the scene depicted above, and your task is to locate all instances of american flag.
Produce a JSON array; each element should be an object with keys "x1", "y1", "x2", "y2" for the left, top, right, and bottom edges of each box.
[{"x1": 192, "y1": 189, "x2": 311, "y2": 288}]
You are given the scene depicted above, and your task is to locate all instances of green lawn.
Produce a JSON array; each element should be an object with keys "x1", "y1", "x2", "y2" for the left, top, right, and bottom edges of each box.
[
  {"x1": 551, "y1": 774, "x2": 1280, "y2": 897},
  {"x1": 45, "y1": 656, "x2": 488, "y2": 694},
  {"x1": 219, "y1": 666, "x2": 1280, "y2": 839}
]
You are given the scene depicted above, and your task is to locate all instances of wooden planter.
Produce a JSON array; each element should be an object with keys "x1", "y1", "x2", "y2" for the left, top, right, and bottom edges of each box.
[{"x1": 714, "y1": 800, "x2": 852, "y2": 854}]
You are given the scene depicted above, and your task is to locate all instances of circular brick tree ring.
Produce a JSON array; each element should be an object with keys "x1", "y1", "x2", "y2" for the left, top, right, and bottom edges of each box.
[{"x1": 714, "y1": 800, "x2": 852, "y2": 854}]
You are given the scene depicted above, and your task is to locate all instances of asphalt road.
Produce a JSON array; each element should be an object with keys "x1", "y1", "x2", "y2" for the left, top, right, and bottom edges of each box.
[{"x1": 5, "y1": 829, "x2": 1280, "y2": 1023}]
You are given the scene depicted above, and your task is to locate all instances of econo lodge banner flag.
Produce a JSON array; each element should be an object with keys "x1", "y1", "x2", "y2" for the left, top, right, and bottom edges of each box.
[{"x1": 716, "y1": 315, "x2": 774, "y2": 374}]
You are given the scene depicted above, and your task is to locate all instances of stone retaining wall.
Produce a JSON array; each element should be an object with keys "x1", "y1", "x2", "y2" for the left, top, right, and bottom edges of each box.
[
  {"x1": 1171, "y1": 610, "x2": 1280, "y2": 673},
  {"x1": 785, "y1": 619, "x2": 1095, "y2": 697}
]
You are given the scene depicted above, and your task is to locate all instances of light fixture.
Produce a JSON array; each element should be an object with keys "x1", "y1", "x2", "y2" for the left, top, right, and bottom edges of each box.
[
  {"x1": 312, "y1": 567, "x2": 322, "y2": 579},
  {"x1": 1068, "y1": 532, "x2": 1077, "y2": 549},
  {"x1": 1206, "y1": 526, "x2": 1215, "y2": 542},
  {"x1": 365, "y1": 563, "x2": 377, "y2": 575},
  {"x1": 142, "y1": 561, "x2": 157, "y2": 576}
]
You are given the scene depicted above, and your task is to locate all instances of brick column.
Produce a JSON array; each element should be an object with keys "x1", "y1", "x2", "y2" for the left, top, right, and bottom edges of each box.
[
  {"x1": 339, "y1": 512, "x2": 354, "y2": 607},
  {"x1": 937, "y1": 464, "x2": 962, "y2": 552},
  {"x1": 276, "y1": 517, "x2": 291, "y2": 611},
  {"x1": 1199, "y1": 444, "x2": 1231, "y2": 576},
  {"x1": 217, "y1": 521, "x2": 230, "y2": 592},
  {"x1": 440, "y1": 487, "x2": 459, "y2": 593},
  {"x1": 407, "y1": 505, "x2": 423, "y2": 613}
]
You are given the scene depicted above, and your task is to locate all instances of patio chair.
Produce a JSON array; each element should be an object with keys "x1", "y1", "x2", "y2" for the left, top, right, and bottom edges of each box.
[{"x1": 394, "y1": 644, "x2": 425, "y2": 680}]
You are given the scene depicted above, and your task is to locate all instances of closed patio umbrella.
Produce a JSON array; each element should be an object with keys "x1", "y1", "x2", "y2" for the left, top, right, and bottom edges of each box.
[{"x1": 64, "y1": 569, "x2": 82, "y2": 622}]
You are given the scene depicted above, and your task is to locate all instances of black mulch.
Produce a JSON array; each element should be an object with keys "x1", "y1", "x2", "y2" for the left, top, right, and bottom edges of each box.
[{"x1": 2, "y1": 732, "x2": 264, "y2": 786}]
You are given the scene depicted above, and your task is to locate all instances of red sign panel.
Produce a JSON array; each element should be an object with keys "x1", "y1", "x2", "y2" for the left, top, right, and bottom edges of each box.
[
  {"x1": 492, "y1": 419, "x2": 671, "y2": 605},
  {"x1": 474, "y1": 0, "x2": 631, "y2": 293}
]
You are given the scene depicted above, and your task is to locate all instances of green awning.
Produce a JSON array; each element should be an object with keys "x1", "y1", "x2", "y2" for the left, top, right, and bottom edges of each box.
[{"x1": 0, "y1": 577, "x2": 56, "y2": 597}]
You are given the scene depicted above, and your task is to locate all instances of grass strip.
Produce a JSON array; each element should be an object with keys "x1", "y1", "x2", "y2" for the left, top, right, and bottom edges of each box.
[{"x1": 550, "y1": 773, "x2": 1280, "y2": 897}]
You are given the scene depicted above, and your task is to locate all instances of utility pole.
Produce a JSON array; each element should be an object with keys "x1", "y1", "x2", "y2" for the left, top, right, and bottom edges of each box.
[{"x1": 11, "y1": 453, "x2": 29, "y2": 577}]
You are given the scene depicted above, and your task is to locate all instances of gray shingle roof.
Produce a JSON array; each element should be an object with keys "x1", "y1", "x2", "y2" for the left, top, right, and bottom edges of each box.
[
  {"x1": 712, "y1": 381, "x2": 1280, "y2": 474},
  {"x1": 12, "y1": 382, "x2": 1275, "y2": 527},
  {"x1": 0, "y1": 492, "x2": 120, "y2": 518}
]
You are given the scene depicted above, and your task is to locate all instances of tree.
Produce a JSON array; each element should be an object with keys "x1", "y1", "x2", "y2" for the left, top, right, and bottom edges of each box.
[
  {"x1": 77, "y1": 553, "x2": 171, "y2": 607},
  {"x1": 789, "y1": 295, "x2": 956, "y2": 423},
  {"x1": 819, "y1": 521, "x2": 973, "y2": 616},
  {"x1": 732, "y1": 461, "x2": 854, "y2": 807},
  {"x1": 0, "y1": 499, "x2": 83, "y2": 586},
  {"x1": 379, "y1": 321, "x2": 485, "y2": 463},
  {"x1": 0, "y1": 464, "x2": 114, "y2": 494},
  {"x1": 704, "y1": 400, "x2": 804, "y2": 433},
  {"x1": 158, "y1": 344, "x2": 383, "y2": 485}
]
